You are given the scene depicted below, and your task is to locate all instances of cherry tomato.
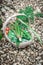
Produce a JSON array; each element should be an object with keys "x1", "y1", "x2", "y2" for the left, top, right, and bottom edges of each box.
[
  {"x1": 6, "y1": 31, "x2": 9, "y2": 34},
  {"x1": 5, "y1": 27, "x2": 10, "y2": 31}
]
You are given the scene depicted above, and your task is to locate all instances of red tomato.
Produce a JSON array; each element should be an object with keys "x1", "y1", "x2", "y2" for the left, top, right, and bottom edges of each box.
[
  {"x1": 5, "y1": 27, "x2": 10, "y2": 31},
  {"x1": 6, "y1": 31, "x2": 9, "y2": 34}
]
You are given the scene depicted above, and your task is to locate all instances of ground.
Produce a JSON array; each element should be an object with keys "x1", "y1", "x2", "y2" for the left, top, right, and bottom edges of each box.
[{"x1": 0, "y1": 0, "x2": 43, "y2": 65}]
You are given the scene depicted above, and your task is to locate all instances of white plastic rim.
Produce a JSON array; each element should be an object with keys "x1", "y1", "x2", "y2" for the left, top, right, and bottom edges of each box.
[{"x1": 3, "y1": 13, "x2": 34, "y2": 48}]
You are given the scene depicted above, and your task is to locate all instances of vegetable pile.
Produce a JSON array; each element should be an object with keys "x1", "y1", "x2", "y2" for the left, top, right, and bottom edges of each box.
[
  {"x1": 0, "y1": 19, "x2": 3, "y2": 40},
  {"x1": 0, "y1": 6, "x2": 43, "y2": 46}
]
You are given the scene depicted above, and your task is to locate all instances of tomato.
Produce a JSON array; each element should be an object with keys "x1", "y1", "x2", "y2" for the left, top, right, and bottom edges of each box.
[
  {"x1": 6, "y1": 31, "x2": 9, "y2": 34},
  {"x1": 5, "y1": 27, "x2": 10, "y2": 31}
]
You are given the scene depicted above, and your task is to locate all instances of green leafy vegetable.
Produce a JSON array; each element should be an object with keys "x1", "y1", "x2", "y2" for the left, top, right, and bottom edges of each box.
[
  {"x1": 0, "y1": 19, "x2": 3, "y2": 40},
  {"x1": 8, "y1": 30, "x2": 21, "y2": 46},
  {"x1": 17, "y1": 15, "x2": 28, "y2": 23},
  {"x1": 35, "y1": 13, "x2": 43, "y2": 18},
  {"x1": 0, "y1": 18, "x2": 3, "y2": 29},
  {"x1": 22, "y1": 29, "x2": 31, "y2": 40},
  {"x1": 0, "y1": 31, "x2": 3, "y2": 40},
  {"x1": 19, "y1": 6, "x2": 34, "y2": 23}
]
